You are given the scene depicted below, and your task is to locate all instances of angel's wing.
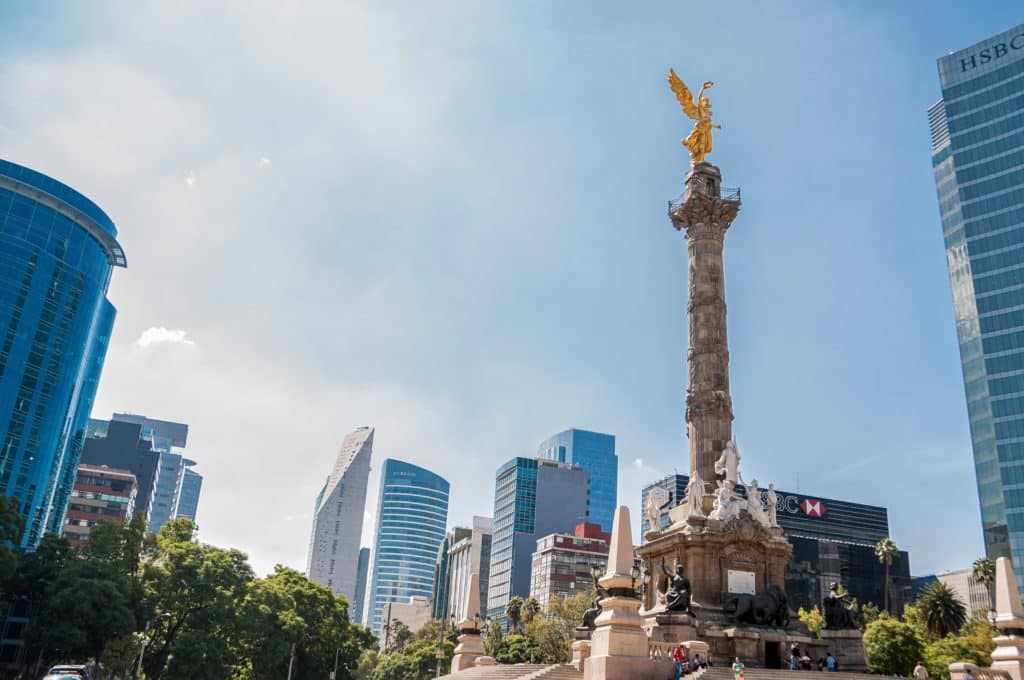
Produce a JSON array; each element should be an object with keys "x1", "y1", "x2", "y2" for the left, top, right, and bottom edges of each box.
[{"x1": 668, "y1": 69, "x2": 699, "y2": 121}]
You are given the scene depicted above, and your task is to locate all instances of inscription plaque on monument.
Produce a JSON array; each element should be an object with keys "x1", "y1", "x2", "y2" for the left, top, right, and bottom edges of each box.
[{"x1": 727, "y1": 569, "x2": 756, "y2": 595}]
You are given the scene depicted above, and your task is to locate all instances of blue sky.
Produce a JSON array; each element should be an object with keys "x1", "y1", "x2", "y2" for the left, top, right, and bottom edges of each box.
[{"x1": 0, "y1": 2, "x2": 1020, "y2": 577}]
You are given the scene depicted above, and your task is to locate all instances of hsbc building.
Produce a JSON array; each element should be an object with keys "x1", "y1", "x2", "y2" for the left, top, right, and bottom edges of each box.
[{"x1": 641, "y1": 475, "x2": 912, "y2": 613}]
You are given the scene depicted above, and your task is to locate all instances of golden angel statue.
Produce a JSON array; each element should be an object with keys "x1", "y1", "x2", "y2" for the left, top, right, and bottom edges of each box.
[{"x1": 668, "y1": 69, "x2": 720, "y2": 165}]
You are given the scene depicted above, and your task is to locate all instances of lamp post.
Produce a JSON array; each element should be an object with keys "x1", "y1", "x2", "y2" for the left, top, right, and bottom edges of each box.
[
  {"x1": 435, "y1": 614, "x2": 455, "y2": 679},
  {"x1": 331, "y1": 646, "x2": 340, "y2": 680},
  {"x1": 135, "y1": 612, "x2": 172, "y2": 679}
]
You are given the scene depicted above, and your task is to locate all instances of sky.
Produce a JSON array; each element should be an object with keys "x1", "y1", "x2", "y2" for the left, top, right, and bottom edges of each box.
[{"x1": 0, "y1": 1, "x2": 1021, "y2": 578}]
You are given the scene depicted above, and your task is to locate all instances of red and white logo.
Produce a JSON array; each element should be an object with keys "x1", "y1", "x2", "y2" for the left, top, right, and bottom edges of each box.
[{"x1": 800, "y1": 498, "x2": 826, "y2": 517}]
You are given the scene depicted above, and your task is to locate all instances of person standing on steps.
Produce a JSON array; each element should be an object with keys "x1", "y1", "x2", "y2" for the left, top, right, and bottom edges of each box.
[
  {"x1": 673, "y1": 643, "x2": 687, "y2": 680},
  {"x1": 913, "y1": 662, "x2": 929, "y2": 680},
  {"x1": 825, "y1": 651, "x2": 837, "y2": 672},
  {"x1": 733, "y1": 656, "x2": 745, "y2": 680},
  {"x1": 790, "y1": 644, "x2": 801, "y2": 670}
]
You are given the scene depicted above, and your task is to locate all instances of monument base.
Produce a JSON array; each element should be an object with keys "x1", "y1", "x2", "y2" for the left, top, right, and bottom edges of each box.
[
  {"x1": 570, "y1": 639, "x2": 592, "y2": 672},
  {"x1": 820, "y1": 628, "x2": 868, "y2": 672},
  {"x1": 991, "y1": 635, "x2": 1024, "y2": 680}
]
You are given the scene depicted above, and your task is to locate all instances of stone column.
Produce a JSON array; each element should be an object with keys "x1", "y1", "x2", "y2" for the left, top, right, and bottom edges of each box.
[
  {"x1": 990, "y1": 557, "x2": 1024, "y2": 680},
  {"x1": 584, "y1": 506, "x2": 661, "y2": 680},
  {"x1": 450, "y1": 573, "x2": 489, "y2": 673},
  {"x1": 669, "y1": 162, "x2": 741, "y2": 493}
]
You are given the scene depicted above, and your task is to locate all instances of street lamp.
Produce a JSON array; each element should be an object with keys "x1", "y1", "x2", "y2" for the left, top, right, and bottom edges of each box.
[{"x1": 135, "y1": 612, "x2": 172, "y2": 679}]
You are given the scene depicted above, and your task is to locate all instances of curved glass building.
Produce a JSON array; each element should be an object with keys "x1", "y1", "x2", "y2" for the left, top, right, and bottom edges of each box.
[
  {"x1": 0, "y1": 159, "x2": 125, "y2": 547},
  {"x1": 365, "y1": 458, "x2": 449, "y2": 634}
]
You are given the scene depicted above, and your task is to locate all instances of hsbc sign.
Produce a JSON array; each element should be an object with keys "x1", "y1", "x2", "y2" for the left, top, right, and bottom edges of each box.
[{"x1": 764, "y1": 491, "x2": 827, "y2": 519}]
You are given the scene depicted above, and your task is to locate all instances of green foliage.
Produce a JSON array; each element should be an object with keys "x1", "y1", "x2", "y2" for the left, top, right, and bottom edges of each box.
[
  {"x1": 483, "y1": 618, "x2": 503, "y2": 656},
  {"x1": 523, "y1": 596, "x2": 541, "y2": 623},
  {"x1": 0, "y1": 495, "x2": 24, "y2": 591},
  {"x1": 0, "y1": 504, "x2": 378, "y2": 679},
  {"x1": 506, "y1": 595, "x2": 524, "y2": 632},
  {"x1": 853, "y1": 600, "x2": 881, "y2": 631},
  {"x1": 876, "y1": 537, "x2": 898, "y2": 614},
  {"x1": 494, "y1": 633, "x2": 534, "y2": 664},
  {"x1": 382, "y1": 619, "x2": 412, "y2": 652},
  {"x1": 923, "y1": 618, "x2": 996, "y2": 680},
  {"x1": 797, "y1": 605, "x2": 824, "y2": 639},
  {"x1": 917, "y1": 581, "x2": 968, "y2": 638},
  {"x1": 972, "y1": 557, "x2": 997, "y2": 606},
  {"x1": 863, "y1": 616, "x2": 926, "y2": 677},
  {"x1": 524, "y1": 617, "x2": 570, "y2": 664}
]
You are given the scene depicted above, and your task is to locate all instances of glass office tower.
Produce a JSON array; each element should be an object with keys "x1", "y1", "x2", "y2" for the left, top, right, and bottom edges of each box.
[
  {"x1": 0, "y1": 159, "x2": 125, "y2": 547},
  {"x1": 365, "y1": 459, "x2": 449, "y2": 634},
  {"x1": 930, "y1": 24, "x2": 1024, "y2": 584},
  {"x1": 537, "y1": 428, "x2": 617, "y2": 532}
]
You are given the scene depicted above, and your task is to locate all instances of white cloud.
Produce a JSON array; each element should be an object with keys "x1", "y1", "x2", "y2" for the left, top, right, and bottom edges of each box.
[
  {"x1": 258, "y1": 156, "x2": 271, "y2": 168},
  {"x1": 633, "y1": 457, "x2": 644, "y2": 469},
  {"x1": 135, "y1": 327, "x2": 195, "y2": 348}
]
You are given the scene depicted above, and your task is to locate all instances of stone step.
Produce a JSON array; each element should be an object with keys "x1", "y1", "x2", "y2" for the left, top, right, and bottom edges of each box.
[{"x1": 699, "y1": 669, "x2": 868, "y2": 680}]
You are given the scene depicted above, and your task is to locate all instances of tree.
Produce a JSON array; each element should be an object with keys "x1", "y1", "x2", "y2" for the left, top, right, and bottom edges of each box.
[
  {"x1": 0, "y1": 496, "x2": 24, "y2": 594},
  {"x1": 863, "y1": 616, "x2": 925, "y2": 677},
  {"x1": 524, "y1": 617, "x2": 570, "y2": 664},
  {"x1": 483, "y1": 619, "x2": 503, "y2": 656},
  {"x1": 36, "y1": 559, "x2": 135, "y2": 665},
  {"x1": 506, "y1": 596, "x2": 524, "y2": 632},
  {"x1": 923, "y1": 617, "x2": 996, "y2": 680},
  {"x1": 139, "y1": 518, "x2": 254, "y2": 679},
  {"x1": 876, "y1": 537, "x2": 898, "y2": 614},
  {"x1": 383, "y1": 620, "x2": 412, "y2": 653},
  {"x1": 852, "y1": 600, "x2": 881, "y2": 631},
  {"x1": 797, "y1": 606, "x2": 824, "y2": 639},
  {"x1": 917, "y1": 581, "x2": 968, "y2": 638},
  {"x1": 972, "y1": 557, "x2": 996, "y2": 610},
  {"x1": 493, "y1": 633, "x2": 534, "y2": 664},
  {"x1": 523, "y1": 596, "x2": 541, "y2": 624}
]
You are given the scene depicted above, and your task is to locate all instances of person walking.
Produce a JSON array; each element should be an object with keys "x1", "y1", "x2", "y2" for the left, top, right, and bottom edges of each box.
[
  {"x1": 673, "y1": 643, "x2": 687, "y2": 680},
  {"x1": 913, "y1": 662, "x2": 929, "y2": 680},
  {"x1": 733, "y1": 656, "x2": 746, "y2": 680}
]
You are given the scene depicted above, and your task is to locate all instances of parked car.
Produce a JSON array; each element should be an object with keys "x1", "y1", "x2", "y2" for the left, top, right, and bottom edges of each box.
[{"x1": 43, "y1": 665, "x2": 92, "y2": 680}]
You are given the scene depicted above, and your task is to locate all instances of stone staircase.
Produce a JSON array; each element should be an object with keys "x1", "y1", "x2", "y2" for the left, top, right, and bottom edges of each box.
[
  {"x1": 698, "y1": 668, "x2": 868, "y2": 680},
  {"x1": 438, "y1": 664, "x2": 551, "y2": 679}
]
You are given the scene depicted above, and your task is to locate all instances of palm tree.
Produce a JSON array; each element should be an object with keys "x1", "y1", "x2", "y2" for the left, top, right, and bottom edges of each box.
[
  {"x1": 972, "y1": 556, "x2": 996, "y2": 612},
  {"x1": 875, "y1": 537, "x2": 897, "y2": 614},
  {"x1": 918, "y1": 581, "x2": 967, "y2": 637},
  {"x1": 506, "y1": 595, "x2": 524, "y2": 632},
  {"x1": 524, "y1": 596, "x2": 541, "y2": 624}
]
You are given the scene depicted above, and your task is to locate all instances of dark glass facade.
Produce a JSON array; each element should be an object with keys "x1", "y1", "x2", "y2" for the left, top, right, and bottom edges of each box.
[
  {"x1": 641, "y1": 475, "x2": 912, "y2": 612},
  {"x1": 930, "y1": 24, "x2": 1024, "y2": 585},
  {"x1": 0, "y1": 159, "x2": 125, "y2": 547},
  {"x1": 81, "y1": 419, "x2": 160, "y2": 523},
  {"x1": 366, "y1": 459, "x2": 449, "y2": 635},
  {"x1": 537, "y1": 429, "x2": 617, "y2": 533},
  {"x1": 486, "y1": 457, "x2": 589, "y2": 625}
]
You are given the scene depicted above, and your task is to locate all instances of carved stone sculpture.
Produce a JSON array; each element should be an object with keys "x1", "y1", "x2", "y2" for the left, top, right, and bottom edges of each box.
[
  {"x1": 646, "y1": 486, "x2": 670, "y2": 530},
  {"x1": 714, "y1": 440, "x2": 742, "y2": 484},
  {"x1": 766, "y1": 483, "x2": 779, "y2": 528},
  {"x1": 746, "y1": 479, "x2": 770, "y2": 528},
  {"x1": 822, "y1": 582, "x2": 855, "y2": 629},
  {"x1": 723, "y1": 585, "x2": 789, "y2": 628},
  {"x1": 685, "y1": 472, "x2": 706, "y2": 520},
  {"x1": 709, "y1": 480, "x2": 742, "y2": 521},
  {"x1": 659, "y1": 560, "x2": 693, "y2": 614}
]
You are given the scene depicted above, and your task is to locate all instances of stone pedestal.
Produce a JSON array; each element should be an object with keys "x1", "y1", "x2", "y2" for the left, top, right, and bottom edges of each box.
[
  {"x1": 820, "y1": 629, "x2": 867, "y2": 672},
  {"x1": 644, "y1": 611, "x2": 698, "y2": 644},
  {"x1": 570, "y1": 639, "x2": 592, "y2": 671},
  {"x1": 450, "y1": 632, "x2": 485, "y2": 673},
  {"x1": 991, "y1": 635, "x2": 1024, "y2": 680},
  {"x1": 473, "y1": 656, "x2": 495, "y2": 667}
]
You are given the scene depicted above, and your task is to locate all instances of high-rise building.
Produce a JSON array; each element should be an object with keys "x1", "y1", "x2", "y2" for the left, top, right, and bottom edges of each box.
[
  {"x1": 64, "y1": 464, "x2": 137, "y2": 549},
  {"x1": 365, "y1": 459, "x2": 449, "y2": 635},
  {"x1": 433, "y1": 526, "x2": 472, "y2": 620},
  {"x1": 929, "y1": 23, "x2": 1024, "y2": 585},
  {"x1": 354, "y1": 547, "x2": 371, "y2": 625},
  {"x1": 176, "y1": 466, "x2": 202, "y2": 522},
  {"x1": 0, "y1": 159, "x2": 125, "y2": 547},
  {"x1": 445, "y1": 516, "x2": 493, "y2": 622},
  {"x1": 913, "y1": 567, "x2": 992, "y2": 618},
  {"x1": 82, "y1": 414, "x2": 200, "y2": 531},
  {"x1": 537, "y1": 428, "x2": 617, "y2": 532},
  {"x1": 81, "y1": 419, "x2": 159, "y2": 523},
  {"x1": 642, "y1": 474, "x2": 913, "y2": 613},
  {"x1": 486, "y1": 458, "x2": 589, "y2": 624},
  {"x1": 529, "y1": 522, "x2": 609, "y2": 612},
  {"x1": 306, "y1": 427, "x2": 374, "y2": 608}
]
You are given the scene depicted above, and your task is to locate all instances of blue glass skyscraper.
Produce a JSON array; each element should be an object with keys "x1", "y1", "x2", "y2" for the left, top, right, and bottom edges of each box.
[
  {"x1": 0, "y1": 159, "x2": 125, "y2": 547},
  {"x1": 930, "y1": 24, "x2": 1024, "y2": 584},
  {"x1": 365, "y1": 459, "x2": 449, "y2": 634},
  {"x1": 536, "y1": 428, "x2": 617, "y2": 532}
]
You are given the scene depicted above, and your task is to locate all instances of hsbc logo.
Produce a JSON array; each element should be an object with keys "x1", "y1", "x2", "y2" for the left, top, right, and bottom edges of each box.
[{"x1": 800, "y1": 498, "x2": 826, "y2": 518}]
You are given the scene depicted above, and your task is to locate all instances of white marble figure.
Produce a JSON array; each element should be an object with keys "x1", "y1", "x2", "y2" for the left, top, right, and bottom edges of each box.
[
  {"x1": 746, "y1": 479, "x2": 770, "y2": 528},
  {"x1": 646, "y1": 485, "x2": 670, "y2": 529},
  {"x1": 685, "y1": 472, "x2": 706, "y2": 520},
  {"x1": 766, "y1": 483, "x2": 779, "y2": 528},
  {"x1": 714, "y1": 440, "x2": 742, "y2": 484},
  {"x1": 708, "y1": 480, "x2": 742, "y2": 522}
]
